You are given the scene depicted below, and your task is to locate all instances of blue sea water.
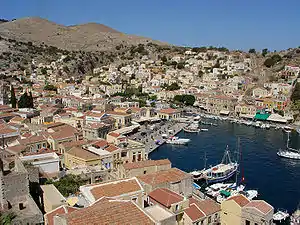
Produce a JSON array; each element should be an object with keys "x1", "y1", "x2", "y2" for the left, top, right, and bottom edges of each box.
[{"x1": 149, "y1": 120, "x2": 300, "y2": 212}]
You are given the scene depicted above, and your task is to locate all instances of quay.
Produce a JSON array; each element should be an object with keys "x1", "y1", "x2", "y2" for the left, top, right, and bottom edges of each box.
[{"x1": 128, "y1": 120, "x2": 188, "y2": 154}]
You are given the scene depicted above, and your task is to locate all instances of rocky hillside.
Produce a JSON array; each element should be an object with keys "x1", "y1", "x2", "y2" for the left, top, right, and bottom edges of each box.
[{"x1": 0, "y1": 17, "x2": 166, "y2": 51}]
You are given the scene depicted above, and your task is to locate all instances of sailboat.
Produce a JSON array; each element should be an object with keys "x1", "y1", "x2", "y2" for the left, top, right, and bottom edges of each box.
[
  {"x1": 277, "y1": 133, "x2": 300, "y2": 160},
  {"x1": 201, "y1": 146, "x2": 239, "y2": 184}
]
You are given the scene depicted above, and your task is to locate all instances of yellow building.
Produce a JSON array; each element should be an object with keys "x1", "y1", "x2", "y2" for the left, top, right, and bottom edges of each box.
[
  {"x1": 40, "y1": 184, "x2": 67, "y2": 213},
  {"x1": 64, "y1": 146, "x2": 102, "y2": 169},
  {"x1": 157, "y1": 108, "x2": 181, "y2": 120},
  {"x1": 221, "y1": 195, "x2": 250, "y2": 225}
]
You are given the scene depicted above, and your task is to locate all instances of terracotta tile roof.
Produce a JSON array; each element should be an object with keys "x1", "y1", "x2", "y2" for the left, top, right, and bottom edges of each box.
[
  {"x1": 92, "y1": 139, "x2": 108, "y2": 148},
  {"x1": 245, "y1": 200, "x2": 273, "y2": 214},
  {"x1": 159, "y1": 108, "x2": 179, "y2": 114},
  {"x1": 149, "y1": 188, "x2": 184, "y2": 208},
  {"x1": 65, "y1": 198, "x2": 155, "y2": 225},
  {"x1": 108, "y1": 132, "x2": 120, "y2": 138},
  {"x1": 67, "y1": 147, "x2": 99, "y2": 161},
  {"x1": 137, "y1": 168, "x2": 189, "y2": 186},
  {"x1": 45, "y1": 205, "x2": 78, "y2": 225},
  {"x1": 184, "y1": 203, "x2": 206, "y2": 222},
  {"x1": 49, "y1": 127, "x2": 77, "y2": 140},
  {"x1": 88, "y1": 178, "x2": 143, "y2": 201},
  {"x1": 104, "y1": 144, "x2": 119, "y2": 152},
  {"x1": 10, "y1": 116, "x2": 24, "y2": 122},
  {"x1": 189, "y1": 198, "x2": 220, "y2": 215},
  {"x1": 227, "y1": 194, "x2": 250, "y2": 207},
  {"x1": 6, "y1": 145, "x2": 27, "y2": 154},
  {"x1": 18, "y1": 135, "x2": 47, "y2": 145},
  {"x1": 0, "y1": 127, "x2": 18, "y2": 135},
  {"x1": 23, "y1": 149, "x2": 56, "y2": 156},
  {"x1": 123, "y1": 159, "x2": 171, "y2": 170},
  {"x1": 107, "y1": 110, "x2": 129, "y2": 116},
  {"x1": 61, "y1": 140, "x2": 87, "y2": 149}
]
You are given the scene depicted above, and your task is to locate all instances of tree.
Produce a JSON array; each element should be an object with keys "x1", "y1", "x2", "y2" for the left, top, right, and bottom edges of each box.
[
  {"x1": 264, "y1": 58, "x2": 275, "y2": 68},
  {"x1": 166, "y1": 83, "x2": 181, "y2": 91},
  {"x1": 47, "y1": 174, "x2": 86, "y2": 197},
  {"x1": 291, "y1": 83, "x2": 300, "y2": 101},
  {"x1": 29, "y1": 91, "x2": 34, "y2": 108},
  {"x1": 161, "y1": 55, "x2": 168, "y2": 63},
  {"x1": 262, "y1": 48, "x2": 268, "y2": 57},
  {"x1": 10, "y1": 85, "x2": 17, "y2": 108},
  {"x1": 44, "y1": 84, "x2": 57, "y2": 92},
  {"x1": 176, "y1": 62, "x2": 185, "y2": 69},
  {"x1": 41, "y1": 67, "x2": 47, "y2": 75},
  {"x1": 149, "y1": 95, "x2": 157, "y2": 101},
  {"x1": 249, "y1": 48, "x2": 256, "y2": 54},
  {"x1": 18, "y1": 92, "x2": 31, "y2": 108},
  {"x1": 173, "y1": 94, "x2": 195, "y2": 106},
  {"x1": 198, "y1": 70, "x2": 204, "y2": 78},
  {"x1": 150, "y1": 102, "x2": 156, "y2": 107},
  {"x1": 1, "y1": 212, "x2": 16, "y2": 225}
]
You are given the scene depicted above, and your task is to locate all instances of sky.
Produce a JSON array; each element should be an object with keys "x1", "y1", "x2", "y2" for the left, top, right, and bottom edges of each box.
[{"x1": 1, "y1": 0, "x2": 299, "y2": 51}]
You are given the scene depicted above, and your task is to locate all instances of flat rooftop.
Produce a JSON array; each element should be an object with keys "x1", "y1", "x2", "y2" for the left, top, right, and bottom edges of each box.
[
  {"x1": 145, "y1": 205, "x2": 174, "y2": 222},
  {"x1": 41, "y1": 184, "x2": 66, "y2": 205}
]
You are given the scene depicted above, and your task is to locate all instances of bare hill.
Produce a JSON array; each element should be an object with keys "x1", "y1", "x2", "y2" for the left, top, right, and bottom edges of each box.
[{"x1": 0, "y1": 17, "x2": 166, "y2": 51}]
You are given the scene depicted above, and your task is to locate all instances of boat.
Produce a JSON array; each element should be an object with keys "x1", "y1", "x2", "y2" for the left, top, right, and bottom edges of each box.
[
  {"x1": 201, "y1": 146, "x2": 239, "y2": 184},
  {"x1": 261, "y1": 124, "x2": 266, "y2": 129},
  {"x1": 265, "y1": 124, "x2": 270, "y2": 129},
  {"x1": 273, "y1": 210, "x2": 289, "y2": 222},
  {"x1": 283, "y1": 126, "x2": 293, "y2": 133},
  {"x1": 183, "y1": 123, "x2": 200, "y2": 133},
  {"x1": 255, "y1": 121, "x2": 261, "y2": 128},
  {"x1": 194, "y1": 115, "x2": 201, "y2": 121},
  {"x1": 201, "y1": 128, "x2": 208, "y2": 132},
  {"x1": 297, "y1": 128, "x2": 300, "y2": 135},
  {"x1": 277, "y1": 133, "x2": 300, "y2": 160},
  {"x1": 166, "y1": 136, "x2": 190, "y2": 145},
  {"x1": 191, "y1": 171, "x2": 204, "y2": 181},
  {"x1": 245, "y1": 190, "x2": 258, "y2": 200}
]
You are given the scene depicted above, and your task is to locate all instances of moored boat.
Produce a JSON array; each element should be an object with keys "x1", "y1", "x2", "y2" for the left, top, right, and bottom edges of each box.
[
  {"x1": 273, "y1": 210, "x2": 289, "y2": 222},
  {"x1": 201, "y1": 146, "x2": 238, "y2": 184},
  {"x1": 166, "y1": 136, "x2": 190, "y2": 145},
  {"x1": 277, "y1": 133, "x2": 300, "y2": 160}
]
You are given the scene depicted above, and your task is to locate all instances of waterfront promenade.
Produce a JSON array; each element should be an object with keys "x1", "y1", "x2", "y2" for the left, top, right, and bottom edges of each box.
[{"x1": 129, "y1": 120, "x2": 187, "y2": 154}]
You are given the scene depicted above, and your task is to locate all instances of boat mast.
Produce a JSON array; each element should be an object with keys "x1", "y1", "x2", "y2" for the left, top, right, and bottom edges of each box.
[
  {"x1": 235, "y1": 137, "x2": 240, "y2": 184},
  {"x1": 287, "y1": 132, "x2": 290, "y2": 149},
  {"x1": 204, "y1": 151, "x2": 207, "y2": 169}
]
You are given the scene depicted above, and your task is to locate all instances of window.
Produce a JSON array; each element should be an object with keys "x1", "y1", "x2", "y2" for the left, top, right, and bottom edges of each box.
[
  {"x1": 245, "y1": 220, "x2": 250, "y2": 225},
  {"x1": 255, "y1": 223, "x2": 258, "y2": 225},
  {"x1": 143, "y1": 170, "x2": 146, "y2": 174},
  {"x1": 175, "y1": 205, "x2": 179, "y2": 211},
  {"x1": 208, "y1": 216, "x2": 211, "y2": 223}
]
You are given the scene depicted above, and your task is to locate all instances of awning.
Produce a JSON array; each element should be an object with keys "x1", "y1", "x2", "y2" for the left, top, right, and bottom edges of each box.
[
  {"x1": 220, "y1": 190, "x2": 231, "y2": 197},
  {"x1": 267, "y1": 114, "x2": 287, "y2": 123},
  {"x1": 220, "y1": 110, "x2": 230, "y2": 115},
  {"x1": 240, "y1": 114, "x2": 255, "y2": 119},
  {"x1": 254, "y1": 113, "x2": 270, "y2": 121}
]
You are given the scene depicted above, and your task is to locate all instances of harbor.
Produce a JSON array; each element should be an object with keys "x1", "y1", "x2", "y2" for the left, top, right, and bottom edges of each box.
[{"x1": 149, "y1": 117, "x2": 300, "y2": 213}]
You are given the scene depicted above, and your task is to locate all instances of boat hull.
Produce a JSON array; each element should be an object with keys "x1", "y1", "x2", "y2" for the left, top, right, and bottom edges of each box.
[{"x1": 206, "y1": 168, "x2": 238, "y2": 184}]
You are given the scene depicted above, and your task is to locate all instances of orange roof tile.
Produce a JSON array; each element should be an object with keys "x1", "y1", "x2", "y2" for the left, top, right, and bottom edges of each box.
[
  {"x1": 184, "y1": 203, "x2": 206, "y2": 222},
  {"x1": 45, "y1": 205, "x2": 78, "y2": 225},
  {"x1": 245, "y1": 200, "x2": 273, "y2": 214},
  {"x1": 108, "y1": 132, "x2": 120, "y2": 138},
  {"x1": 159, "y1": 108, "x2": 179, "y2": 114},
  {"x1": 123, "y1": 159, "x2": 171, "y2": 170},
  {"x1": 104, "y1": 144, "x2": 119, "y2": 152},
  {"x1": 149, "y1": 188, "x2": 183, "y2": 208},
  {"x1": 227, "y1": 194, "x2": 250, "y2": 207},
  {"x1": 87, "y1": 178, "x2": 143, "y2": 200},
  {"x1": 65, "y1": 198, "x2": 155, "y2": 225},
  {"x1": 137, "y1": 168, "x2": 189, "y2": 186},
  {"x1": 189, "y1": 198, "x2": 220, "y2": 215},
  {"x1": 92, "y1": 139, "x2": 108, "y2": 148}
]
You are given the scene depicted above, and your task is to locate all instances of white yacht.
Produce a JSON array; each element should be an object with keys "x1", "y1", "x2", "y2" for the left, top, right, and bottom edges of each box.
[
  {"x1": 277, "y1": 133, "x2": 300, "y2": 160},
  {"x1": 273, "y1": 210, "x2": 290, "y2": 222},
  {"x1": 166, "y1": 136, "x2": 190, "y2": 145}
]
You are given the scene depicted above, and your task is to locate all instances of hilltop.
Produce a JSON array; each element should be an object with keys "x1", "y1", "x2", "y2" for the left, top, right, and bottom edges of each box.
[{"x1": 0, "y1": 17, "x2": 166, "y2": 51}]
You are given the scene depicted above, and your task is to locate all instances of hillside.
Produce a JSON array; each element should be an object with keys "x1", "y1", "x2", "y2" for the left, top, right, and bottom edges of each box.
[{"x1": 0, "y1": 17, "x2": 166, "y2": 51}]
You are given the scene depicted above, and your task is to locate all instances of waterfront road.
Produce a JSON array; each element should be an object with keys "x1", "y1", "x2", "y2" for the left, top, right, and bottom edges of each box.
[{"x1": 127, "y1": 121, "x2": 187, "y2": 154}]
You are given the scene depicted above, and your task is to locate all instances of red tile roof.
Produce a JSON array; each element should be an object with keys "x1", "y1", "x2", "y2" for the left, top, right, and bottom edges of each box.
[
  {"x1": 45, "y1": 205, "x2": 78, "y2": 225},
  {"x1": 189, "y1": 198, "x2": 220, "y2": 215},
  {"x1": 184, "y1": 203, "x2": 206, "y2": 222},
  {"x1": 67, "y1": 147, "x2": 99, "y2": 161},
  {"x1": 108, "y1": 132, "x2": 120, "y2": 138},
  {"x1": 159, "y1": 108, "x2": 179, "y2": 114},
  {"x1": 105, "y1": 144, "x2": 119, "y2": 152},
  {"x1": 92, "y1": 139, "x2": 108, "y2": 148},
  {"x1": 65, "y1": 198, "x2": 155, "y2": 225},
  {"x1": 88, "y1": 178, "x2": 143, "y2": 201},
  {"x1": 123, "y1": 159, "x2": 171, "y2": 170},
  {"x1": 149, "y1": 188, "x2": 184, "y2": 208},
  {"x1": 245, "y1": 200, "x2": 273, "y2": 214},
  {"x1": 227, "y1": 194, "x2": 250, "y2": 207},
  {"x1": 137, "y1": 168, "x2": 190, "y2": 186}
]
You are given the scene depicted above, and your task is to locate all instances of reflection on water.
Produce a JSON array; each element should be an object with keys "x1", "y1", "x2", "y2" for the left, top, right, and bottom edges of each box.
[{"x1": 149, "y1": 120, "x2": 300, "y2": 212}]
